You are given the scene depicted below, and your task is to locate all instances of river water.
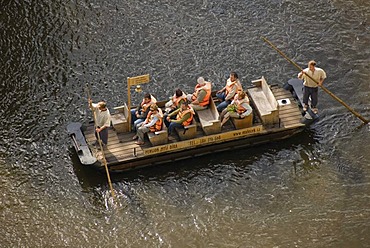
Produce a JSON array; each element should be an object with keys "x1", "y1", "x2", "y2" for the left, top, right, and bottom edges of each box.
[{"x1": 1, "y1": 0, "x2": 369, "y2": 247}]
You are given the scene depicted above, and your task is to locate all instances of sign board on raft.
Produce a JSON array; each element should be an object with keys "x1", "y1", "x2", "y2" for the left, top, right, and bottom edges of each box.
[{"x1": 143, "y1": 125, "x2": 265, "y2": 156}]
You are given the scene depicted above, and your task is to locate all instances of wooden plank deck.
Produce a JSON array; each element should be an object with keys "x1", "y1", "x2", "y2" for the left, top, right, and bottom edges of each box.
[
  {"x1": 270, "y1": 85, "x2": 304, "y2": 128},
  {"x1": 84, "y1": 120, "x2": 206, "y2": 166}
]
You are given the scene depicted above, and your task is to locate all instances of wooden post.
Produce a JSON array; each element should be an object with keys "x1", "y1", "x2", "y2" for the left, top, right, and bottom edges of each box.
[
  {"x1": 127, "y1": 74, "x2": 150, "y2": 131},
  {"x1": 127, "y1": 79, "x2": 132, "y2": 131}
]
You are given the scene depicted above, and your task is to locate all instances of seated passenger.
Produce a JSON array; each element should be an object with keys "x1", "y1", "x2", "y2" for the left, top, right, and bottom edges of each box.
[
  {"x1": 233, "y1": 88, "x2": 249, "y2": 103},
  {"x1": 219, "y1": 91, "x2": 252, "y2": 127},
  {"x1": 134, "y1": 104, "x2": 163, "y2": 145},
  {"x1": 216, "y1": 72, "x2": 240, "y2": 112},
  {"x1": 186, "y1": 77, "x2": 211, "y2": 111},
  {"x1": 164, "y1": 102, "x2": 194, "y2": 136},
  {"x1": 165, "y1": 89, "x2": 187, "y2": 114},
  {"x1": 131, "y1": 93, "x2": 156, "y2": 131}
]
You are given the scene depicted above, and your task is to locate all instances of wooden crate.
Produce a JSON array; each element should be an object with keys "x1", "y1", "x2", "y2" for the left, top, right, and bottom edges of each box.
[
  {"x1": 111, "y1": 104, "x2": 129, "y2": 133},
  {"x1": 231, "y1": 113, "x2": 253, "y2": 129}
]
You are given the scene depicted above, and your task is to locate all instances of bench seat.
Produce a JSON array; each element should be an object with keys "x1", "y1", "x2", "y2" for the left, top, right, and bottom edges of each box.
[
  {"x1": 147, "y1": 125, "x2": 168, "y2": 146},
  {"x1": 111, "y1": 104, "x2": 129, "y2": 133},
  {"x1": 247, "y1": 77, "x2": 279, "y2": 126},
  {"x1": 175, "y1": 119, "x2": 197, "y2": 140},
  {"x1": 196, "y1": 98, "x2": 221, "y2": 135}
]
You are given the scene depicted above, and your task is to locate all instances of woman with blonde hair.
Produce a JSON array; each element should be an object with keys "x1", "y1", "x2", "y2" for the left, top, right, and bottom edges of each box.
[{"x1": 219, "y1": 91, "x2": 252, "y2": 127}]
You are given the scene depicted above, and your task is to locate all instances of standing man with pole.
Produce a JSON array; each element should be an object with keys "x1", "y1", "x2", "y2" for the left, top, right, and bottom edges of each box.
[
  {"x1": 298, "y1": 60, "x2": 327, "y2": 114},
  {"x1": 86, "y1": 83, "x2": 116, "y2": 203},
  {"x1": 261, "y1": 36, "x2": 368, "y2": 125},
  {"x1": 88, "y1": 100, "x2": 111, "y2": 148}
]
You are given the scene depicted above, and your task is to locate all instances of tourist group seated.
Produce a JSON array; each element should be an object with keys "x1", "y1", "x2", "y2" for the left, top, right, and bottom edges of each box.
[{"x1": 129, "y1": 71, "x2": 253, "y2": 145}]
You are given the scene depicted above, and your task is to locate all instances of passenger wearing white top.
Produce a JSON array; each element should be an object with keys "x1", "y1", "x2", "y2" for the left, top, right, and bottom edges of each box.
[{"x1": 216, "y1": 72, "x2": 240, "y2": 112}]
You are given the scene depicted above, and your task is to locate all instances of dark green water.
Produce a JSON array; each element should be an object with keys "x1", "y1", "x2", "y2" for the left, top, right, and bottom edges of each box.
[{"x1": 1, "y1": 0, "x2": 369, "y2": 247}]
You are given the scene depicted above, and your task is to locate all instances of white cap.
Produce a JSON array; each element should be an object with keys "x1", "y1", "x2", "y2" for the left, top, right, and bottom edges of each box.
[{"x1": 197, "y1": 77, "x2": 205, "y2": 84}]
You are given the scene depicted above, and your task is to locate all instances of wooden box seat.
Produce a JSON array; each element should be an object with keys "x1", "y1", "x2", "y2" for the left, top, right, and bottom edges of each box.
[
  {"x1": 111, "y1": 104, "x2": 129, "y2": 133},
  {"x1": 147, "y1": 125, "x2": 168, "y2": 146},
  {"x1": 231, "y1": 113, "x2": 253, "y2": 129},
  {"x1": 247, "y1": 77, "x2": 279, "y2": 126},
  {"x1": 175, "y1": 119, "x2": 197, "y2": 140},
  {"x1": 196, "y1": 98, "x2": 221, "y2": 135}
]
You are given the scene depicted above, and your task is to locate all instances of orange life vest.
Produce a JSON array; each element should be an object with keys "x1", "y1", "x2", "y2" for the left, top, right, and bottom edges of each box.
[
  {"x1": 172, "y1": 94, "x2": 187, "y2": 108},
  {"x1": 145, "y1": 111, "x2": 163, "y2": 132},
  {"x1": 192, "y1": 82, "x2": 211, "y2": 107},
  {"x1": 141, "y1": 101, "x2": 151, "y2": 113},
  {"x1": 234, "y1": 98, "x2": 249, "y2": 114},
  {"x1": 225, "y1": 79, "x2": 237, "y2": 96},
  {"x1": 140, "y1": 96, "x2": 157, "y2": 112},
  {"x1": 176, "y1": 107, "x2": 193, "y2": 126}
]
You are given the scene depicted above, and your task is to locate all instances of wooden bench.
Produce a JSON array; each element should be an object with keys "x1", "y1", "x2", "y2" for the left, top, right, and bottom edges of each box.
[
  {"x1": 196, "y1": 98, "x2": 221, "y2": 135},
  {"x1": 111, "y1": 103, "x2": 129, "y2": 133},
  {"x1": 231, "y1": 113, "x2": 253, "y2": 129},
  {"x1": 175, "y1": 119, "x2": 197, "y2": 140},
  {"x1": 247, "y1": 77, "x2": 279, "y2": 126},
  {"x1": 147, "y1": 125, "x2": 168, "y2": 146}
]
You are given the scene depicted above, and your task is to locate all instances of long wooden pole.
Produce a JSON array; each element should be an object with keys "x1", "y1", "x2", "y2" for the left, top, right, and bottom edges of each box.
[
  {"x1": 261, "y1": 36, "x2": 369, "y2": 124},
  {"x1": 86, "y1": 84, "x2": 116, "y2": 202},
  {"x1": 127, "y1": 78, "x2": 132, "y2": 131}
]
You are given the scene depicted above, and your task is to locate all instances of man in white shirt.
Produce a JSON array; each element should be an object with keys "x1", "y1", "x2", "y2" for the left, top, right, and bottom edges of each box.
[
  {"x1": 88, "y1": 100, "x2": 111, "y2": 147},
  {"x1": 298, "y1": 60, "x2": 327, "y2": 114}
]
